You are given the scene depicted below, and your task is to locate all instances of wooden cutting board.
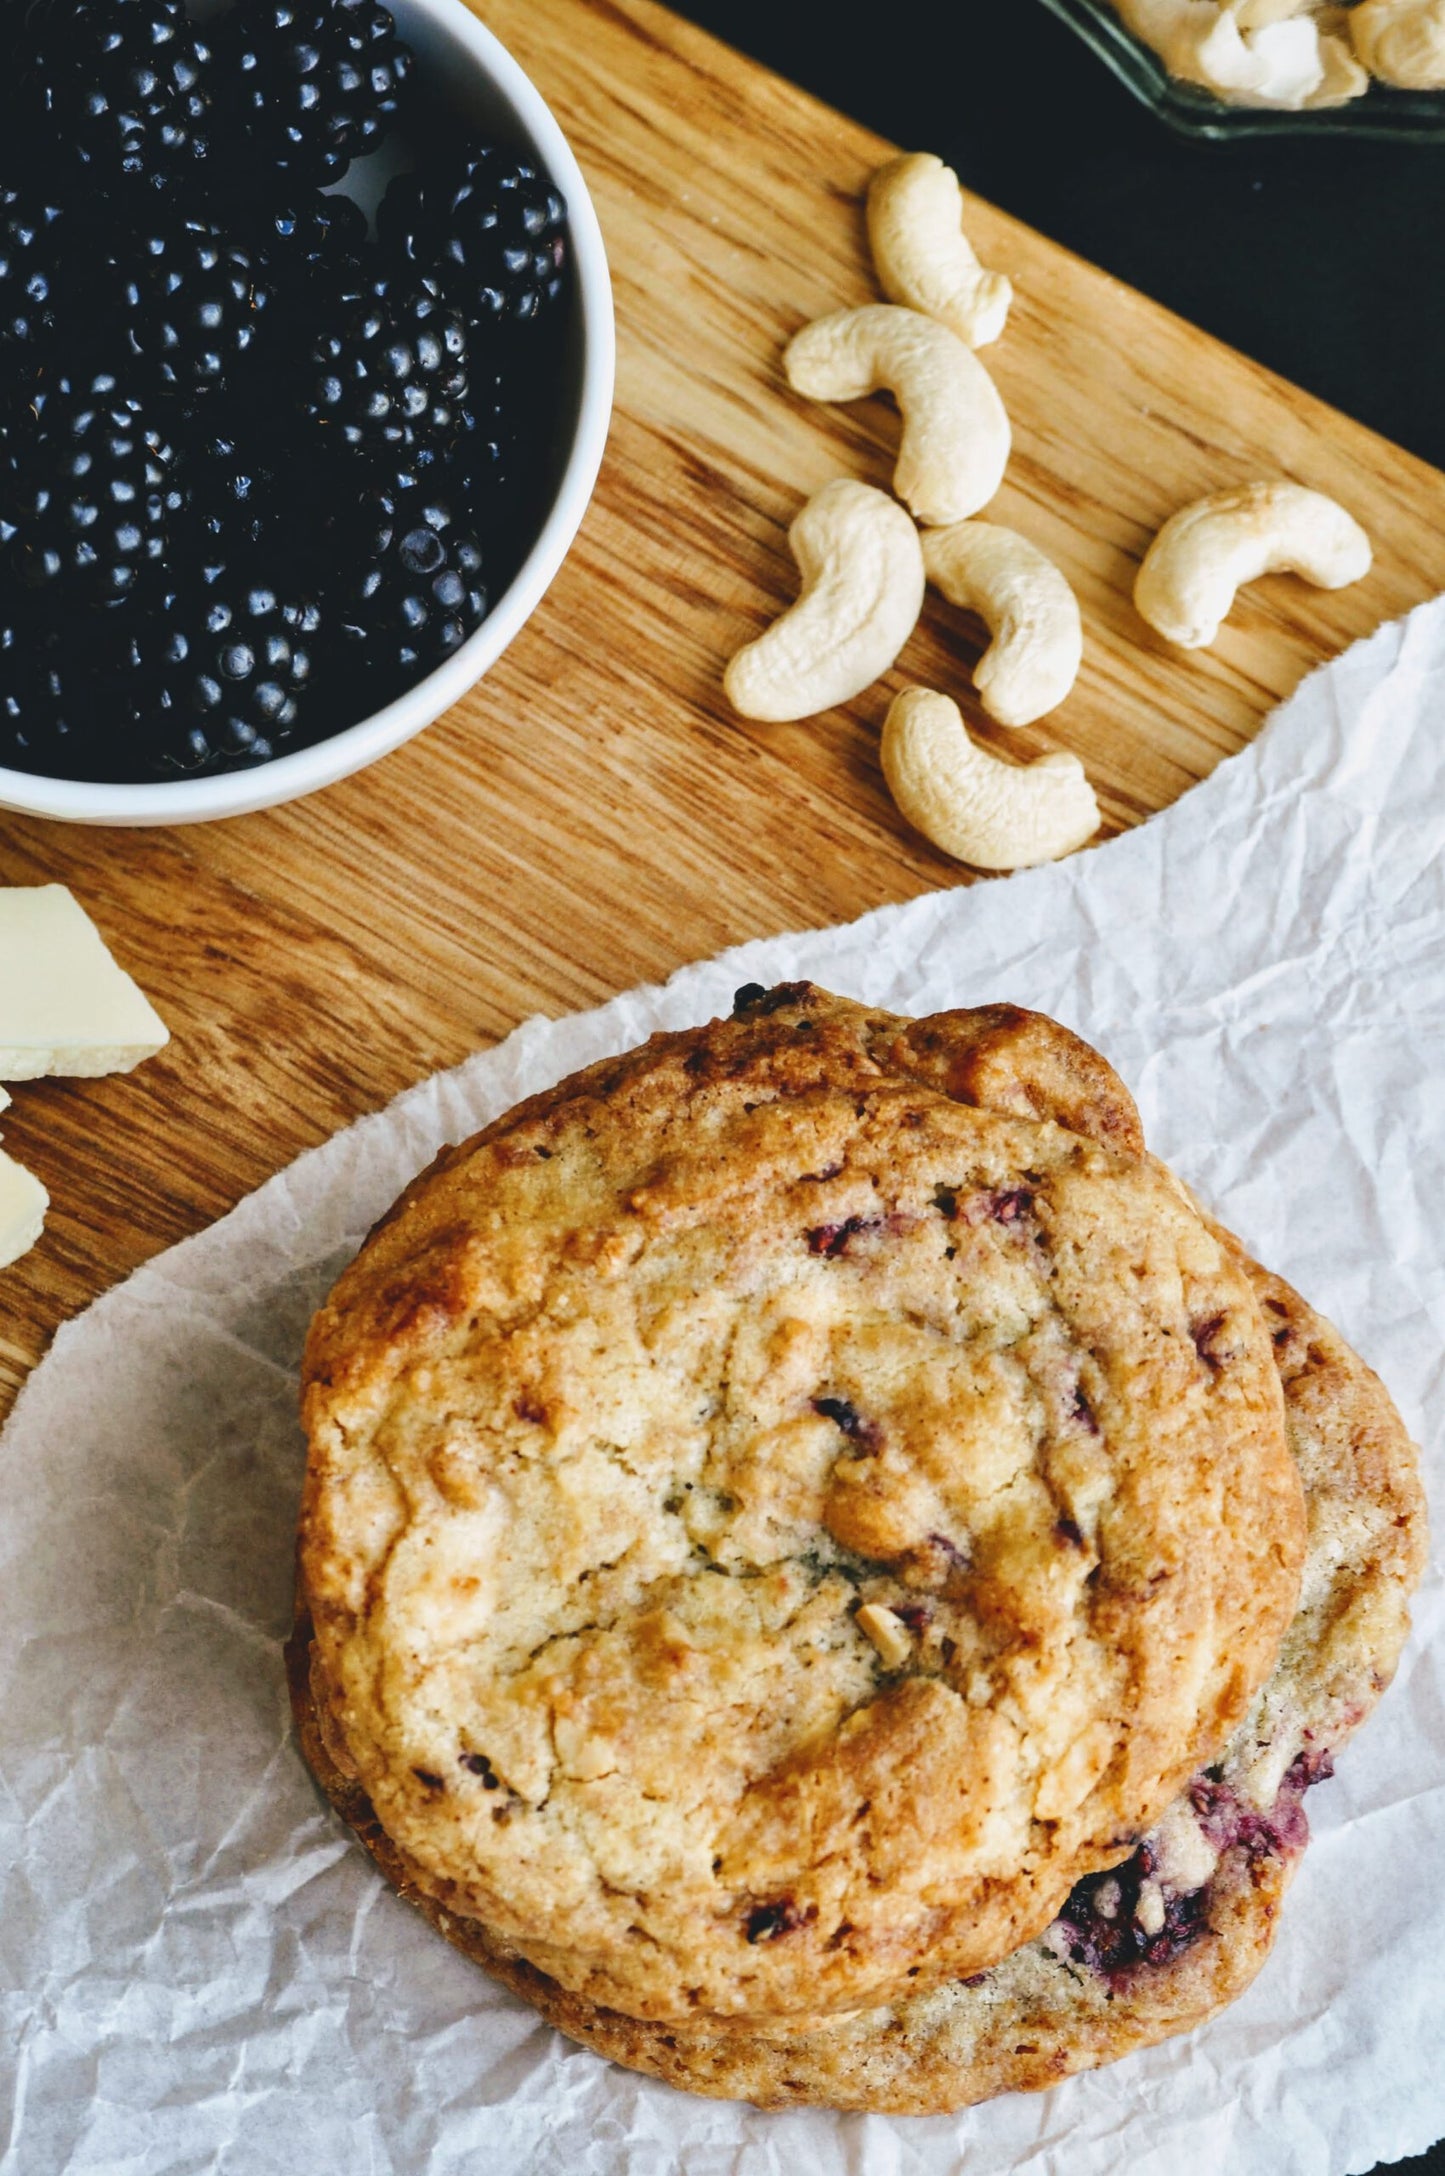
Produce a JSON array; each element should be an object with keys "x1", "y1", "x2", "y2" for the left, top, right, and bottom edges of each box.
[{"x1": 4, "y1": 0, "x2": 1445, "y2": 1407}]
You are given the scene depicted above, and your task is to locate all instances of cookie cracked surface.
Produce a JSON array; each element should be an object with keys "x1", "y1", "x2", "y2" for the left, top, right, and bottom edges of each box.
[
  {"x1": 385, "y1": 1252, "x2": 1414, "y2": 2112},
  {"x1": 299, "y1": 987, "x2": 1305, "y2": 2023}
]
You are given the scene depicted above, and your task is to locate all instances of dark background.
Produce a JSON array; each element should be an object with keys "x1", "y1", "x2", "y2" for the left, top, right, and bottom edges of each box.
[
  {"x1": 671, "y1": 0, "x2": 1445, "y2": 475},
  {"x1": 665, "y1": 2, "x2": 1443, "y2": 2169}
]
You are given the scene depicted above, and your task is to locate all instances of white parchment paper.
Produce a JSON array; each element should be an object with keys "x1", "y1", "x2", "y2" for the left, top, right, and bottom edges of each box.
[{"x1": 4, "y1": 601, "x2": 1444, "y2": 2176}]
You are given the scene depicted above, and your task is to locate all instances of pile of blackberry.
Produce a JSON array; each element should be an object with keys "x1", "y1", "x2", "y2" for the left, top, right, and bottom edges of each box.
[{"x1": 0, "y1": 0, "x2": 570, "y2": 781}]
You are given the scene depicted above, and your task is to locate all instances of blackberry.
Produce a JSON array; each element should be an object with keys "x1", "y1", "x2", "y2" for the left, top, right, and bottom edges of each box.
[
  {"x1": 184, "y1": 424, "x2": 335, "y2": 614},
  {"x1": 2, "y1": 2, "x2": 25, "y2": 76},
  {"x1": 446, "y1": 366, "x2": 559, "y2": 567},
  {"x1": 113, "y1": 213, "x2": 275, "y2": 401},
  {"x1": 446, "y1": 372, "x2": 524, "y2": 525},
  {"x1": 24, "y1": 0, "x2": 212, "y2": 193},
  {"x1": 1057, "y1": 1846, "x2": 1207, "y2": 1979},
  {"x1": 304, "y1": 275, "x2": 468, "y2": 459},
  {"x1": 249, "y1": 191, "x2": 369, "y2": 300},
  {"x1": 0, "y1": 612, "x2": 100, "y2": 777},
  {"x1": 4, "y1": 4, "x2": 559, "y2": 780},
  {"x1": 332, "y1": 482, "x2": 486, "y2": 693},
  {"x1": 0, "y1": 376, "x2": 35, "y2": 465},
  {"x1": 380, "y1": 148, "x2": 567, "y2": 332},
  {"x1": 0, "y1": 183, "x2": 67, "y2": 363},
  {"x1": 136, "y1": 580, "x2": 319, "y2": 775},
  {"x1": 0, "y1": 374, "x2": 185, "y2": 607},
  {"x1": 215, "y1": 0, "x2": 412, "y2": 189},
  {"x1": 187, "y1": 426, "x2": 291, "y2": 573}
]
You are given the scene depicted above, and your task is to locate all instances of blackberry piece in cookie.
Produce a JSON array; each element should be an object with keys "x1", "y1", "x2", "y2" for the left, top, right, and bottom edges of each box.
[
  {"x1": 213, "y1": 0, "x2": 412, "y2": 189},
  {"x1": 295, "y1": 987, "x2": 1306, "y2": 2027},
  {"x1": 23, "y1": 0, "x2": 212, "y2": 193}
]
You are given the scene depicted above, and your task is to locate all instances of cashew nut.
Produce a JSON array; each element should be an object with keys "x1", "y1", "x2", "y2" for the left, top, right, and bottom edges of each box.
[
  {"x1": 1113, "y1": 0, "x2": 1368, "y2": 106},
  {"x1": 1228, "y1": 0, "x2": 1311, "y2": 29},
  {"x1": 880, "y1": 688, "x2": 1100, "y2": 871},
  {"x1": 1310, "y1": 21, "x2": 1373, "y2": 102},
  {"x1": 1350, "y1": 0, "x2": 1445, "y2": 86},
  {"x1": 866, "y1": 154, "x2": 1012, "y2": 352},
  {"x1": 922, "y1": 523, "x2": 1082, "y2": 728},
  {"x1": 1134, "y1": 481, "x2": 1372, "y2": 649},
  {"x1": 783, "y1": 306, "x2": 1011, "y2": 528},
  {"x1": 723, "y1": 478, "x2": 925, "y2": 723}
]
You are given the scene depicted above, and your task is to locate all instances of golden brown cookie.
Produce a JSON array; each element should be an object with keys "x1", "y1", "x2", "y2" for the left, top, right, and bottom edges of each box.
[
  {"x1": 389, "y1": 1258, "x2": 1417, "y2": 2111},
  {"x1": 289, "y1": 1000, "x2": 1424, "y2": 2113},
  {"x1": 297, "y1": 987, "x2": 1304, "y2": 2023}
]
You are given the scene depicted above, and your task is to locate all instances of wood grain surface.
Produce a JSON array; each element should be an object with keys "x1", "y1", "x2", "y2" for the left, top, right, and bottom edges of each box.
[{"x1": 3, "y1": 0, "x2": 1445, "y2": 1410}]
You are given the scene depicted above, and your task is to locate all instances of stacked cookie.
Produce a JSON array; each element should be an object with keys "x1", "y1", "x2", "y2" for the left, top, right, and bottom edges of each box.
[{"x1": 290, "y1": 985, "x2": 1425, "y2": 2112}]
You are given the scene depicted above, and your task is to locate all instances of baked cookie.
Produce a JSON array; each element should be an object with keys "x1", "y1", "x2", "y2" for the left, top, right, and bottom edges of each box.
[
  {"x1": 298, "y1": 987, "x2": 1303, "y2": 2022},
  {"x1": 289, "y1": 1002, "x2": 1425, "y2": 2113}
]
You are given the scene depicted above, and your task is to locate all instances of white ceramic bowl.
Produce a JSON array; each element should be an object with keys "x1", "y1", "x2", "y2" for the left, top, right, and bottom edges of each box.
[{"x1": 0, "y1": 0, "x2": 614, "y2": 826}]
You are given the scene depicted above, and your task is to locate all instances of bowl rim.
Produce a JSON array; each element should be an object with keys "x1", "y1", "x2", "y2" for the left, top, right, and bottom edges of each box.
[{"x1": 0, "y1": 0, "x2": 615, "y2": 827}]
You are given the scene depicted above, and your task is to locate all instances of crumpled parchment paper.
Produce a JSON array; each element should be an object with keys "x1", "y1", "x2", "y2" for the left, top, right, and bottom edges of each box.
[{"x1": 3, "y1": 600, "x2": 1443, "y2": 2176}]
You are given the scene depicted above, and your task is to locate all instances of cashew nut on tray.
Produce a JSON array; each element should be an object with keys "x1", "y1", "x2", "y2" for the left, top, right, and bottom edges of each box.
[
  {"x1": 783, "y1": 306, "x2": 1011, "y2": 528},
  {"x1": 922, "y1": 522, "x2": 1082, "y2": 727},
  {"x1": 880, "y1": 688, "x2": 1100, "y2": 871},
  {"x1": 1134, "y1": 482, "x2": 1372, "y2": 650},
  {"x1": 867, "y1": 154, "x2": 1012, "y2": 351},
  {"x1": 723, "y1": 478, "x2": 926, "y2": 723},
  {"x1": 1232, "y1": 0, "x2": 1312, "y2": 27},
  {"x1": 1349, "y1": 0, "x2": 1445, "y2": 87},
  {"x1": 1112, "y1": 0, "x2": 1368, "y2": 108}
]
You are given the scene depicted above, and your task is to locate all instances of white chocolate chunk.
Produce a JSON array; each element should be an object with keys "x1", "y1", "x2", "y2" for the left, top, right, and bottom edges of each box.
[
  {"x1": 1150, "y1": 1797, "x2": 1220, "y2": 1892},
  {"x1": 0, "y1": 1148, "x2": 47, "y2": 1269},
  {"x1": 1135, "y1": 1878, "x2": 1167, "y2": 1937},
  {"x1": 0, "y1": 887, "x2": 169, "y2": 1080},
  {"x1": 1243, "y1": 1730, "x2": 1303, "y2": 1810},
  {"x1": 1093, "y1": 1877, "x2": 1122, "y2": 1921}
]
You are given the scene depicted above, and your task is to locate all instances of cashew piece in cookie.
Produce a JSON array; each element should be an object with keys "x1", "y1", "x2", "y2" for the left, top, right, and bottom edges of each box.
[
  {"x1": 881, "y1": 688, "x2": 1100, "y2": 871},
  {"x1": 784, "y1": 306, "x2": 1011, "y2": 527},
  {"x1": 867, "y1": 154, "x2": 1012, "y2": 351},
  {"x1": 1134, "y1": 482, "x2": 1372, "y2": 649},
  {"x1": 1350, "y1": 0, "x2": 1445, "y2": 86},
  {"x1": 724, "y1": 478, "x2": 925, "y2": 723},
  {"x1": 922, "y1": 523, "x2": 1082, "y2": 728}
]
